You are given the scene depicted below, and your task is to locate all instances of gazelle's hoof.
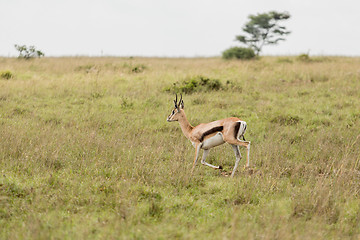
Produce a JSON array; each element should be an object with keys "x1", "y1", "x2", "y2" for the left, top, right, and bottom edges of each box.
[{"x1": 218, "y1": 165, "x2": 223, "y2": 170}]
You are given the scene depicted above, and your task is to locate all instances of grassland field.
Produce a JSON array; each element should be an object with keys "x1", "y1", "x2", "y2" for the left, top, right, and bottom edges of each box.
[{"x1": 0, "y1": 56, "x2": 360, "y2": 239}]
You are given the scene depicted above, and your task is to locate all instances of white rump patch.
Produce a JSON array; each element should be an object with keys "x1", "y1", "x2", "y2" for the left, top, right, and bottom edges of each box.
[{"x1": 236, "y1": 121, "x2": 247, "y2": 140}]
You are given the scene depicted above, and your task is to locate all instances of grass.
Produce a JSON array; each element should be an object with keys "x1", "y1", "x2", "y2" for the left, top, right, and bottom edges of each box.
[{"x1": 0, "y1": 56, "x2": 360, "y2": 239}]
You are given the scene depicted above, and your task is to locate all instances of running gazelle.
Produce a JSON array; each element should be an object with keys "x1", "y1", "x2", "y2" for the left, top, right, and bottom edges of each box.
[{"x1": 167, "y1": 94, "x2": 251, "y2": 178}]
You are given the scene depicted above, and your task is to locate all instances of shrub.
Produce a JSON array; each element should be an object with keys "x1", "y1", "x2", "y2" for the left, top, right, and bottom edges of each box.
[
  {"x1": 131, "y1": 64, "x2": 146, "y2": 73},
  {"x1": 0, "y1": 70, "x2": 13, "y2": 80},
  {"x1": 297, "y1": 54, "x2": 331, "y2": 63},
  {"x1": 165, "y1": 75, "x2": 223, "y2": 94},
  {"x1": 222, "y1": 47, "x2": 255, "y2": 60},
  {"x1": 122, "y1": 63, "x2": 147, "y2": 73},
  {"x1": 14, "y1": 44, "x2": 44, "y2": 59},
  {"x1": 297, "y1": 53, "x2": 312, "y2": 62}
]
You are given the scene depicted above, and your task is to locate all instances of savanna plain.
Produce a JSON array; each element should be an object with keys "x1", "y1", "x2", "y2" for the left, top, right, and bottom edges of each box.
[{"x1": 0, "y1": 56, "x2": 360, "y2": 239}]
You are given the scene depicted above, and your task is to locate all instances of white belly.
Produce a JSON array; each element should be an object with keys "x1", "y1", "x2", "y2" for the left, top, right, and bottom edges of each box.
[{"x1": 201, "y1": 132, "x2": 225, "y2": 150}]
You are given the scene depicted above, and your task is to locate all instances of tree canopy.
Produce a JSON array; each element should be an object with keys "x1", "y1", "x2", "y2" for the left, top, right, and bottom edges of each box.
[
  {"x1": 236, "y1": 11, "x2": 291, "y2": 55},
  {"x1": 14, "y1": 44, "x2": 44, "y2": 59}
]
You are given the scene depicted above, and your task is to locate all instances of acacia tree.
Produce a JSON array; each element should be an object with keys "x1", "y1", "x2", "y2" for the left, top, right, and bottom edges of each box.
[
  {"x1": 236, "y1": 11, "x2": 291, "y2": 55},
  {"x1": 14, "y1": 44, "x2": 44, "y2": 59}
]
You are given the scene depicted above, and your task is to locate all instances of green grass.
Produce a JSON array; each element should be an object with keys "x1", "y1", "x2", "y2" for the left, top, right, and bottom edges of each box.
[{"x1": 1, "y1": 56, "x2": 360, "y2": 239}]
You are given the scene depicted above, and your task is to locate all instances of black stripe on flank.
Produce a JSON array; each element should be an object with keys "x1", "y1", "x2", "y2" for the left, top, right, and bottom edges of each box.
[
  {"x1": 200, "y1": 126, "x2": 223, "y2": 142},
  {"x1": 234, "y1": 122, "x2": 241, "y2": 139}
]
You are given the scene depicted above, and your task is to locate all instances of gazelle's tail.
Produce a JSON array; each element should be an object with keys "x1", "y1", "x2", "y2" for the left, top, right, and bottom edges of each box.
[{"x1": 236, "y1": 121, "x2": 247, "y2": 141}]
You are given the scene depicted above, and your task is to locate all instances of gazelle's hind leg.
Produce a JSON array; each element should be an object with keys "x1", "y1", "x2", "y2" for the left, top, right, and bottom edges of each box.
[
  {"x1": 231, "y1": 145, "x2": 242, "y2": 178},
  {"x1": 245, "y1": 141, "x2": 250, "y2": 167},
  {"x1": 233, "y1": 121, "x2": 250, "y2": 167},
  {"x1": 201, "y1": 149, "x2": 222, "y2": 169},
  {"x1": 223, "y1": 137, "x2": 250, "y2": 168},
  {"x1": 237, "y1": 140, "x2": 250, "y2": 168}
]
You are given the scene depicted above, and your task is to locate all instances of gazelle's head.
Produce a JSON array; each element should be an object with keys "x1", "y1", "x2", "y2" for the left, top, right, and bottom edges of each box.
[{"x1": 167, "y1": 94, "x2": 184, "y2": 122}]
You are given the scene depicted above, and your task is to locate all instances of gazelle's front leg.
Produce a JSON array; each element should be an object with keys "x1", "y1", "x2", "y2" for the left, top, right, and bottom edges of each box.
[
  {"x1": 201, "y1": 149, "x2": 222, "y2": 169},
  {"x1": 191, "y1": 143, "x2": 202, "y2": 173}
]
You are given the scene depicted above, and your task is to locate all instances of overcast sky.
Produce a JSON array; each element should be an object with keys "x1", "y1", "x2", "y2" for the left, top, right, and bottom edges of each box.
[{"x1": 1, "y1": 0, "x2": 359, "y2": 57}]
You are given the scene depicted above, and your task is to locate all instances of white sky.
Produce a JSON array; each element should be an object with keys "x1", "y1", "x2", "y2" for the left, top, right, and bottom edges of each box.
[{"x1": 1, "y1": 0, "x2": 359, "y2": 57}]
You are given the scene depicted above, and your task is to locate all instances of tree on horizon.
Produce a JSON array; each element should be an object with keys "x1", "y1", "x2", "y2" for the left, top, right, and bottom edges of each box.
[{"x1": 236, "y1": 11, "x2": 291, "y2": 55}]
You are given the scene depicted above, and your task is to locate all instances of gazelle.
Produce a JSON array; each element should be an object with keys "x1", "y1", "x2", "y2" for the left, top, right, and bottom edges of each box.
[{"x1": 167, "y1": 94, "x2": 251, "y2": 178}]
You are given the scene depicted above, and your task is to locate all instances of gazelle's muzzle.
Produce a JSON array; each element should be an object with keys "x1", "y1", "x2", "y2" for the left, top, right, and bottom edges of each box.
[{"x1": 167, "y1": 115, "x2": 174, "y2": 122}]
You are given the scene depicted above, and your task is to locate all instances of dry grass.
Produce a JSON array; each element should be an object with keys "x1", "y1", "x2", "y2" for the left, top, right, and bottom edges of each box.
[{"x1": 1, "y1": 56, "x2": 360, "y2": 239}]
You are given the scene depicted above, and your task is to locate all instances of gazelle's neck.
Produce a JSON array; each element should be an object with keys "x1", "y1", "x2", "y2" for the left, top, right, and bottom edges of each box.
[{"x1": 178, "y1": 110, "x2": 193, "y2": 139}]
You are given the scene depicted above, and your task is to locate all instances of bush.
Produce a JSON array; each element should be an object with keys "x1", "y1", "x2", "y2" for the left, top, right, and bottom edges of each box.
[
  {"x1": 14, "y1": 44, "x2": 44, "y2": 59},
  {"x1": 297, "y1": 53, "x2": 311, "y2": 62},
  {"x1": 297, "y1": 54, "x2": 331, "y2": 63},
  {"x1": 222, "y1": 47, "x2": 255, "y2": 60},
  {"x1": 164, "y1": 75, "x2": 223, "y2": 94},
  {"x1": 131, "y1": 64, "x2": 146, "y2": 73},
  {"x1": 0, "y1": 70, "x2": 13, "y2": 80},
  {"x1": 122, "y1": 63, "x2": 147, "y2": 73}
]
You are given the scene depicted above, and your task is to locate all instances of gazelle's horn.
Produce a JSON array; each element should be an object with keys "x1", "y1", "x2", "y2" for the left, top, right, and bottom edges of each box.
[
  {"x1": 179, "y1": 93, "x2": 183, "y2": 104},
  {"x1": 174, "y1": 94, "x2": 178, "y2": 107}
]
